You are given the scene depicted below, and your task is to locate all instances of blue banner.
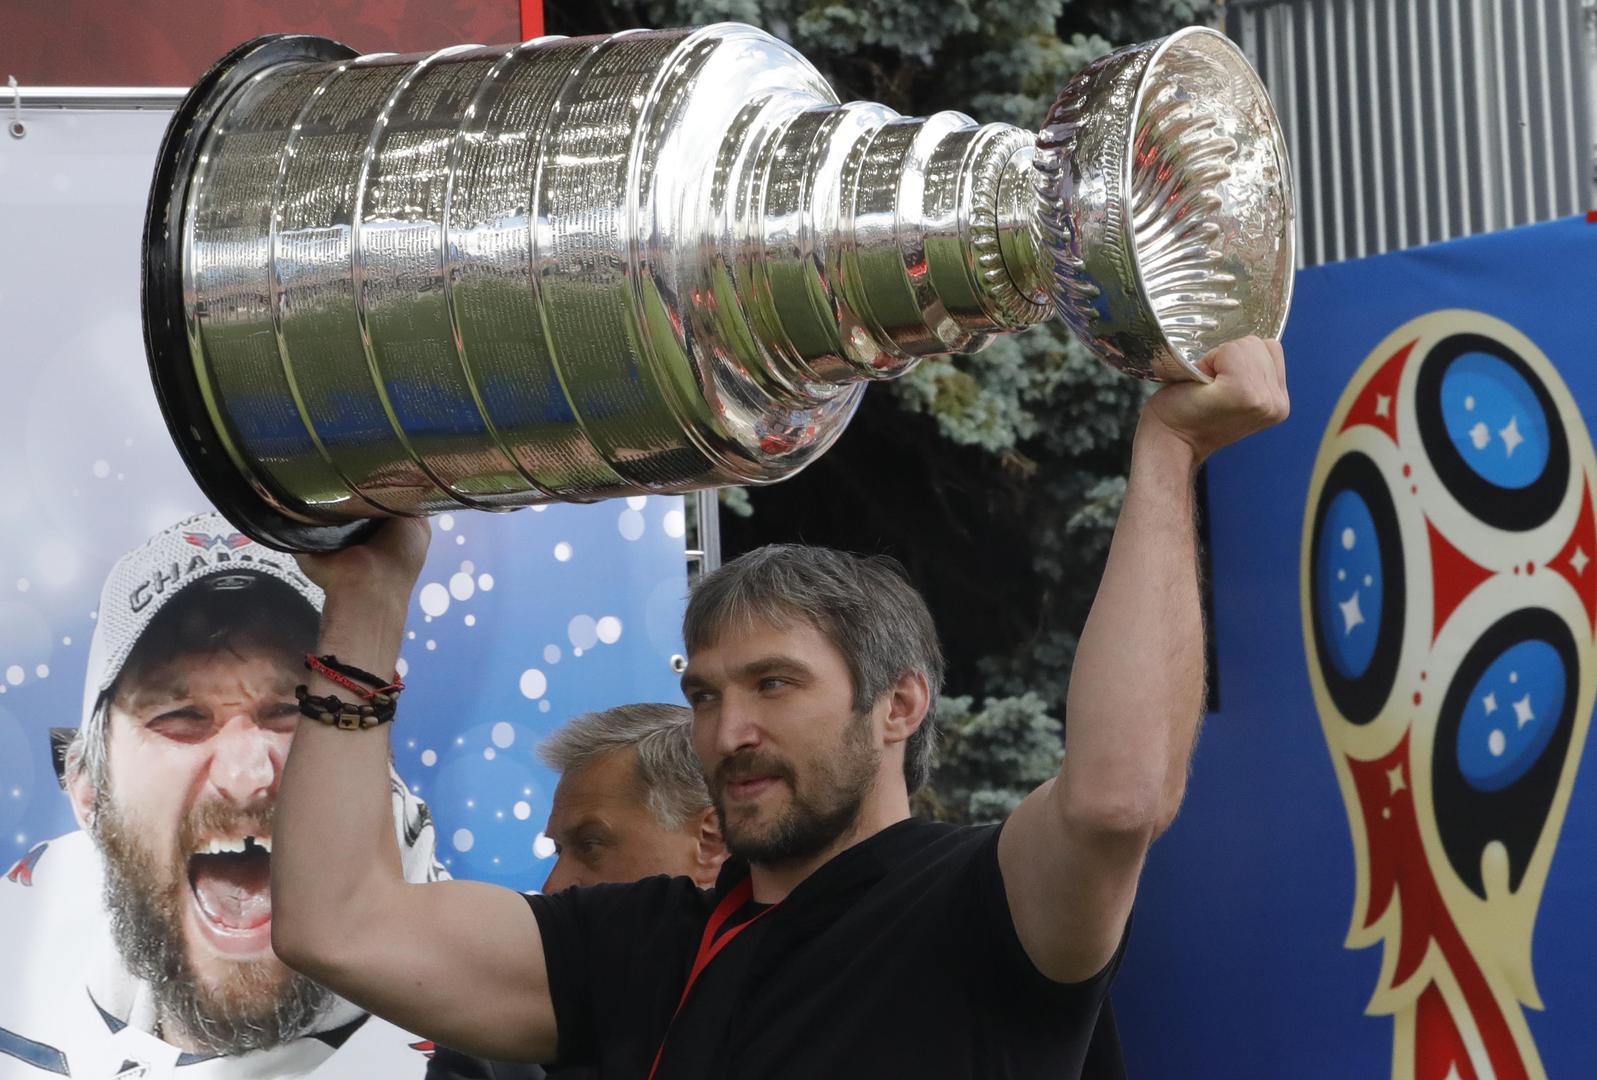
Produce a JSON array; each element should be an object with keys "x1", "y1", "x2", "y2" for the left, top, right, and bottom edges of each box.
[{"x1": 1115, "y1": 216, "x2": 1597, "y2": 1080}]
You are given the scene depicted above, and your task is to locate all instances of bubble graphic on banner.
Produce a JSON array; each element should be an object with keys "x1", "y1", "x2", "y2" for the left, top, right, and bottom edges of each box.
[
  {"x1": 396, "y1": 658, "x2": 409, "y2": 677},
  {"x1": 15, "y1": 579, "x2": 29, "y2": 594},
  {"x1": 534, "y1": 833, "x2": 556, "y2": 858},
  {"x1": 663, "y1": 508, "x2": 686, "y2": 538},
  {"x1": 627, "y1": 496, "x2": 648, "y2": 510},
  {"x1": 554, "y1": 542, "x2": 572, "y2": 562},
  {"x1": 0, "y1": 603, "x2": 49, "y2": 671},
  {"x1": 568, "y1": 615, "x2": 599, "y2": 650},
  {"x1": 597, "y1": 616, "x2": 623, "y2": 644},
  {"x1": 514, "y1": 801, "x2": 531, "y2": 820},
  {"x1": 492, "y1": 722, "x2": 515, "y2": 748},
  {"x1": 544, "y1": 644, "x2": 561, "y2": 664},
  {"x1": 520, "y1": 669, "x2": 548, "y2": 699},
  {"x1": 478, "y1": 573, "x2": 495, "y2": 592},
  {"x1": 439, "y1": 515, "x2": 455, "y2": 532},
  {"x1": 421, "y1": 749, "x2": 437, "y2": 766},
  {"x1": 34, "y1": 665, "x2": 48, "y2": 679},
  {"x1": 453, "y1": 828, "x2": 474, "y2": 852},
  {"x1": 483, "y1": 748, "x2": 496, "y2": 760},
  {"x1": 419, "y1": 583, "x2": 450, "y2": 617},
  {"x1": 618, "y1": 509, "x2": 645, "y2": 541},
  {"x1": 37, "y1": 544, "x2": 80, "y2": 588},
  {"x1": 5, "y1": 667, "x2": 23, "y2": 686},
  {"x1": 449, "y1": 573, "x2": 475, "y2": 601},
  {"x1": 91, "y1": 460, "x2": 109, "y2": 479}
]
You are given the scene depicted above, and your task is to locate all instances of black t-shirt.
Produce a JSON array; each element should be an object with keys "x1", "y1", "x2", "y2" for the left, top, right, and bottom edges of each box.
[{"x1": 527, "y1": 817, "x2": 1126, "y2": 1079}]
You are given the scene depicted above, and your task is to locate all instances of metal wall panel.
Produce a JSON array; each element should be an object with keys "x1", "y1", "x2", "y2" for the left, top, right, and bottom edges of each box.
[{"x1": 1223, "y1": 0, "x2": 1594, "y2": 266}]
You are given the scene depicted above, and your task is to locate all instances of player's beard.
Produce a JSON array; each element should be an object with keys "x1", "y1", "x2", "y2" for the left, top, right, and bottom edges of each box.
[
  {"x1": 91, "y1": 787, "x2": 331, "y2": 1055},
  {"x1": 711, "y1": 709, "x2": 880, "y2": 866}
]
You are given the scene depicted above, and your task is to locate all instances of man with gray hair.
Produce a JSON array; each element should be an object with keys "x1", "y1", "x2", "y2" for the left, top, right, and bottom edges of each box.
[{"x1": 538, "y1": 703, "x2": 725, "y2": 893}]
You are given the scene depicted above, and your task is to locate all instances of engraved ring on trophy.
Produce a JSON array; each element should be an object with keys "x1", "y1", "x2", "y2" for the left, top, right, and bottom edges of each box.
[{"x1": 142, "y1": 24, "x2": 1294, "y2": 552}]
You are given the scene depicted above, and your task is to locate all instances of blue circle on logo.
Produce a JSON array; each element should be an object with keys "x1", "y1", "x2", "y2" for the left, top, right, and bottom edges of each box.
[
  {"x1": 1455, "y1": 638, "x2": 1566, "y2": 792},
  {"x1": 1440, "y1": 352, "x2": 1550, "y2": 490},
  {"x1": 1314, "y1": 489, "x2": 1384, "y2": 680}
]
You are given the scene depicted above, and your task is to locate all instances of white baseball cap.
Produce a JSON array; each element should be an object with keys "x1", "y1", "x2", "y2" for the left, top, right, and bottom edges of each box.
[
  {"x1": 78, "y1": 510, "x2": 324, "y2": 731},
  {"x1": 61, "y1": 514, "x2": 445, "y2": 898}
]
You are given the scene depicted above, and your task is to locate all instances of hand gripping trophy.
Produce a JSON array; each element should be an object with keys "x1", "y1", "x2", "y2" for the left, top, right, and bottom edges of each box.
[{"x1": 142, "y1": 22, "x2": 1294, "y2": 552}]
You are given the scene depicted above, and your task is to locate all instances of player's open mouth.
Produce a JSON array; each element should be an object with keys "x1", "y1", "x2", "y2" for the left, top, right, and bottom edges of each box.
[{"x1": 187, "y1": 835, "x2": 273, "y2": 952}]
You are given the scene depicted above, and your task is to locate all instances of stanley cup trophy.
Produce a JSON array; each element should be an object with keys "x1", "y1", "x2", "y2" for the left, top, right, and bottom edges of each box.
[{"x1": 142, "y1": 23, "x2": 1294, "y2": 552}]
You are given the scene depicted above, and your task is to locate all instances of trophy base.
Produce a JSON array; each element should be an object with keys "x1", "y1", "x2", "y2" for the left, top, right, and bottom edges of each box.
[{"x1": 142, "y1": 33, "x2": 376, "y2": 554}]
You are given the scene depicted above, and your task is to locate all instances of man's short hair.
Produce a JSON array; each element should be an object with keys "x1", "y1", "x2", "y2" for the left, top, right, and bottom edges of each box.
[
  {"x1": 538, "y1": 703, "x2": 707, "y2": 829},
  {"x1": 681, "y1": 545, "x2": 944, "y2": 794}
]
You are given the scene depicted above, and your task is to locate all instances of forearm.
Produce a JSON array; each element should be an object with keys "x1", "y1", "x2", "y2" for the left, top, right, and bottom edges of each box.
[
  {"x1": 1000, "y1": 338, "x2": 1284, "y2": 981},
  {"x1": 1057, "y1": 415, "x2": 1205, "y2": 835},
  {"x1": 263, "y1": 521, "x2": 554, "y2": 1056},
  {"x1": 272, "y1": 585, "x2": 410, "y2": 966}
]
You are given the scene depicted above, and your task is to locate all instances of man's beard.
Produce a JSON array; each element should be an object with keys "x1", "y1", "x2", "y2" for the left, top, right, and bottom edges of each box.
[
  {"x1": 710, "y1": 711, "x2": 880, "y2": 866},
  {"x1": 92, "y1": 788, "x2": 331, "y2": 1055}
]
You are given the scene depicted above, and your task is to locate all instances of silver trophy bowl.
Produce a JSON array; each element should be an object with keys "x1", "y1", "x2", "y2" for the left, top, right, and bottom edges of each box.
[{"x1": 142, "y1": 23, "x2": 1293, "y2": 551}]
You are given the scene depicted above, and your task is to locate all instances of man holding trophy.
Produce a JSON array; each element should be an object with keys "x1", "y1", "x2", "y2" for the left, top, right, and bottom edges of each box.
[
  {"x1": 132, "y1": 17, "x2": 1296, "y2": 1079},
  {"x1": 268, "y1": 331, "x2": 1285, "y2": 1077}
]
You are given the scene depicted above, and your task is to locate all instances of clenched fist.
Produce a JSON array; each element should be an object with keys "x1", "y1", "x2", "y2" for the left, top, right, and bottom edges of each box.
[
  {"x1": 295, "y1": 517, "x2": 433, "y2": 615},
  {"x1": 1142, "y1": 336, "x2": 1290, "y2": 462}
]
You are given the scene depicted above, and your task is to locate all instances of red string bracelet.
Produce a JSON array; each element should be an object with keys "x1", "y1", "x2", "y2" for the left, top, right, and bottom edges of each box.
[{"x1": 304, "y1": 654, "x2": 405, "y2": 701}]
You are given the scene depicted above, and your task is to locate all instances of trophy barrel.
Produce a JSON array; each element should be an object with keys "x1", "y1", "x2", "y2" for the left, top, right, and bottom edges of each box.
[
  {"x1": 144, "y1": 27, "x2": 868, "y2": 552},
  {"x1": 144, "y1": 35, "x2": 373, "y2": 552}
]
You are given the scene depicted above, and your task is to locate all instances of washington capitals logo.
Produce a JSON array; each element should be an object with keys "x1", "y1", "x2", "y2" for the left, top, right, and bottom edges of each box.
[
  {"x1": 4, "y1": 841, "x2": 49, "y2": 887},
  {"x1": 184, "y1": 531, "x2": 251, "y2": 551}
]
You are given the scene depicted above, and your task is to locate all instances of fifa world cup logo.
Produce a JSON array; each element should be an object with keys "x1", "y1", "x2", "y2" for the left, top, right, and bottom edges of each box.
[{"x1": 1302, "y1": 311, "x2": 1596, "y2": 1080}]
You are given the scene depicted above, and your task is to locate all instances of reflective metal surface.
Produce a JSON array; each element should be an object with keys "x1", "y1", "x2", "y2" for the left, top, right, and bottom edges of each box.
[
  {"x1": 1034, "y1": 27, "x2": 1296, "y2": 381},
  {"x1": 145, "y1": 23, "x2": 1294, "y2": 550}
]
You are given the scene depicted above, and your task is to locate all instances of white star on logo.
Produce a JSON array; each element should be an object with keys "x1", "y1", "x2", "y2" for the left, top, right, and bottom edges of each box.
[
  {"x1": 1499, "y1": 415, "x2": 1525, "y2": 457},
  {"x1": 1483, "y1": 692, "x2": 1498, "y2": 715},
  {"x1": 1386, "y1": 765, "x2": 1406, "y2": 794},
  {"x1": 1339, "y1": 591, "x2": 1365, "y2": 635},
  {"x1": 1374, "y1": 394, "x2": 1392, "y2": 418},
  {"x1": 1513, "y1": 693, "x2": 1535, "y2": 729},
  {"x1": 1573, "y1": 547, "x2": 1590, "y2": 576}
]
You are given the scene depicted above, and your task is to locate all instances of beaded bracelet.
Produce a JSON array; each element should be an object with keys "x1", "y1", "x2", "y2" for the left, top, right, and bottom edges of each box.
[{"x1": 295, "y1": 685, "x2": 396, "y2": 730}]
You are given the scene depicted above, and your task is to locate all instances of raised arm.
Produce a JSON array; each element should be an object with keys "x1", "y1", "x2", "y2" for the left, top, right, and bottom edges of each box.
[
  {"x1": 271, "y1": 520, "x2": 558, "y2": 1062},
  {"x1": 998, "y1": 336, "x2": 1288, "y2": 982}
]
